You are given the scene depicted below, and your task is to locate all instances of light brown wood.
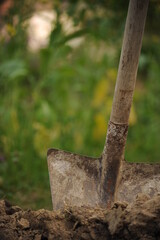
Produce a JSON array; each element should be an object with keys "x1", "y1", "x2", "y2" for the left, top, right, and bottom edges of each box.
[
  {"x1": 101, "y1": 0, "x2": 149, "y2": 206},
  {"x1": 110, "y1": 0, "x2": 149, "y2": 124}
]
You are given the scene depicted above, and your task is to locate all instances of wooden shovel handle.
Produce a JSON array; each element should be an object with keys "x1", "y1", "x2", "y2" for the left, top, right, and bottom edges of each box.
[
  {"x1": 101, "y1": 0, "x2": 149, "y2": 207},
  {"x1": 111, "y1": 0, "x2": 149, "y2": 124}
]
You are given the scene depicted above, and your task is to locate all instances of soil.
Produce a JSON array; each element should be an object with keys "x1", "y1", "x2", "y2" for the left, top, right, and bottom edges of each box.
[{"x1": 0, "y1": 194, "x2": 160, "y2": 240}]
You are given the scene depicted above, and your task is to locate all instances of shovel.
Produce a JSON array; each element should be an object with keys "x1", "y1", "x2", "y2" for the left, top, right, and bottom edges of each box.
[{"x1": 47, "y1": 0, "x2": 160, "y2": 210}]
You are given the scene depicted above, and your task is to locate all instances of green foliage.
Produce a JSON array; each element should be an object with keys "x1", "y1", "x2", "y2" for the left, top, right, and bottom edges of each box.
[{"x1": 0, "y1": 0, "x2": 160, "y2": 209}]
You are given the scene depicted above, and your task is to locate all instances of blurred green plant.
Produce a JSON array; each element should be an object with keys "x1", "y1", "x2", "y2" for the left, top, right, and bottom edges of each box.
[{"x1": 0, "y1": 0, "x2": 160, "y2": 209}]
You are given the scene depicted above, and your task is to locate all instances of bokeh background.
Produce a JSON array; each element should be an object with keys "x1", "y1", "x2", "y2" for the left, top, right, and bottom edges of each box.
[{"x1": 0, "y1": 0, "x2": 160, "y2": 209}]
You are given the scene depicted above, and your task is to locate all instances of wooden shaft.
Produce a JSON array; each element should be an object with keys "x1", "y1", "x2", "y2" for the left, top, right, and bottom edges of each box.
[
  {"x1": 101, "y1": 0, "x2": 149, "y2": 207},
  {"x1": 110, "y1": 0, "x2": 149, "y2": 124}
]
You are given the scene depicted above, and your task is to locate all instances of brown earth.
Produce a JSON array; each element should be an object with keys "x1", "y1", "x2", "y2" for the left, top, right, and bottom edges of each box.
[{"x1": 0, "y1": 194, "x2": 160, "y2": 240}]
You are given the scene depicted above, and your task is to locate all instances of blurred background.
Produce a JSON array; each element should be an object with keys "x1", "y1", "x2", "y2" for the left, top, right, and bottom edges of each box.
[{"x1": 0, "y1": 0, "x2": 160, "y2": 210}]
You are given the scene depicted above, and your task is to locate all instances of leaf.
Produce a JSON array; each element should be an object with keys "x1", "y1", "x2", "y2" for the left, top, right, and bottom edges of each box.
[{"x1": 0, "y1": 59, "x2": 28, "y2": 82}]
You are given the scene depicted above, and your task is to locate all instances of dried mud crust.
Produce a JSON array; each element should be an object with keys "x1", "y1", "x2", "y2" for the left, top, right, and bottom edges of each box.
[{"x1": 0, "y1": 194, "x2": 160, "y2": 240}]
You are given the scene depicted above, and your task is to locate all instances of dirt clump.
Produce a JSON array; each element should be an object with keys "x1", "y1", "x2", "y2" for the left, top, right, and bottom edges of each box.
[{"x1": 0, "y1": 194, "x2": 160, "y2": 240}]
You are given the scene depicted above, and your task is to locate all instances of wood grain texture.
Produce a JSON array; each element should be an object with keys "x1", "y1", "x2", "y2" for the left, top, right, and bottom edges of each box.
[{"x1": 110, "y1": 0, "x2": 149, "y2": 124}]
